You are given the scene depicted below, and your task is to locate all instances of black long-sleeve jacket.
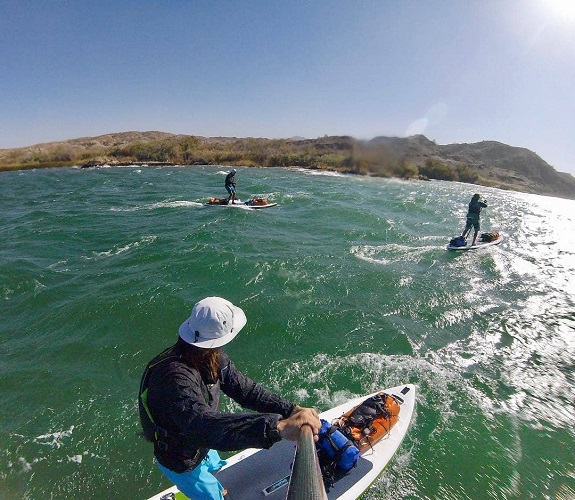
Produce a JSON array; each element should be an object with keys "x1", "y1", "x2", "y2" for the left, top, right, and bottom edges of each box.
[
  {"x1": 466, "y1": 200, "x2": 487, "y2": 221},
  {"x1": 139, "y1": 342, "x2": 295, "y2": 473},
  {"x1": 224, "y1": 172, "x2": 236, "y2": 188}
]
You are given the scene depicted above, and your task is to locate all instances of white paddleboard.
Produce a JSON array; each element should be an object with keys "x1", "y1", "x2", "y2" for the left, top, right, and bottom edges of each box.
[
  {"x1": 205, "y1": 199, "x2": 278, "y2": 209},
  {"x1": 149, "y1": 383, "x2": 416, "y2": 500},
  {"x1": 446, "y1": 234, "x2": 503, "y2": 251},
  {"x1": 245, "y1": 202, "x2": 277, "y2": 209}
]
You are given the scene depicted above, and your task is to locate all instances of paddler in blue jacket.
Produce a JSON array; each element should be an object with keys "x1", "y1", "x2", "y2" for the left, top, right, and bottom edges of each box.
[
  {"x1": 461, "y1": 193, "x2": 488, "y2": 246},
  {"x1": 139, "y1": 296, "x2": 321, "y2": 500}
]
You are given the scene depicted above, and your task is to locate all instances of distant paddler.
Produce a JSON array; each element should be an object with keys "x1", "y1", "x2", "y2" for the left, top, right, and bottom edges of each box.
[
  {"x1": 461, "y1": 193, "x2": 487, "y2": 246},
  {"x1": 225, "y1": 168, "x2": 237, "y2": 204}
]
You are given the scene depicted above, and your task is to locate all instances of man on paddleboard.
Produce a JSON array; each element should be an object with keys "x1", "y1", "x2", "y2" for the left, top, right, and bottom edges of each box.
[
  {"x1": 225, "y1": 169, "x2": 237, "y2": 204},
  {"x1": 461, "y1": 193, "x2": 487, "y2": 246},
  {"x1": 139, "y1": 296, "x2": 321, "y2": 500}
]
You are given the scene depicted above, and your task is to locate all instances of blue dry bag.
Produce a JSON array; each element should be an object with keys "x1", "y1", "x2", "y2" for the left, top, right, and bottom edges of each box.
[
  {"x1": 450, "y1": 236, "x2": 467, "y2": 247},
  {"x1": 316, "y1": 419, "x2": 360, "y2": 473}
]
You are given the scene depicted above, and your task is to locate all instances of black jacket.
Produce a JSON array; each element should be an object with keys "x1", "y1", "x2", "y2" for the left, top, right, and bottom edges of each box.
[
  {"x1": 225, "y1": 172, "x2": 236, "y2": 187},
  {"x1": 466, "y1": 200, "x2": 487, "y2": 220},
  {"x1": 140, "y1": 341, "x2": 295, "y2": 473}
]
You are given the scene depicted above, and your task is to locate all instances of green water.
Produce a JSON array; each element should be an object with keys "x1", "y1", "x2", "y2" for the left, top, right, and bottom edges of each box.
[{"x1": 1, "y1": 165, "x2": 574, "y2": 499}]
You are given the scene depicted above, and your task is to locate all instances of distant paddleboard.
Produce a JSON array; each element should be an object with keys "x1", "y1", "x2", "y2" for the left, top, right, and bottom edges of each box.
[
  {"x1": 244, "y1": 202, "x2": 277, "y2": 209},
  {"x1": 446, "y1": 233, "x2": 503, "y2": 251},
  {"x1": 149, "y1": 384, "x2": 416, "y2": 500},
  {"x1": 205, "y1": 198, "x2": 277, "y2": 209}
]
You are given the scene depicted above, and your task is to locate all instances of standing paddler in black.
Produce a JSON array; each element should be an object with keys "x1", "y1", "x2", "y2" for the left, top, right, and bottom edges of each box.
[
  {"x1": 225, "y1": 169, "x2": 237, "y2": 204},
  {"x1": 461, "y1": 193, "x2": 488, "y2": 246}
]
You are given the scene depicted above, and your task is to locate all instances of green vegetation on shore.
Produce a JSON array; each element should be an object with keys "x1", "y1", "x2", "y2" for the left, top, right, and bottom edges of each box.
[
  {"x1": 1, "y1": 131, "x2": 574, "y2": 199},
  {"x1": 0, "y1": 133, "x2": 475, "y2": 180}
]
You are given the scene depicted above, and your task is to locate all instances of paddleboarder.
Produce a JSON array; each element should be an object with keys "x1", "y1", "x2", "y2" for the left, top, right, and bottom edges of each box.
[
  {"x1": 225, "y1": 168, "x2": 237, "y2": 204},
  {"x1": 138, "y1": 296, "x2": 321, "y2": 500},
  {"x1": 461, "y1": 193, "x2": 487, "y2": 246}
]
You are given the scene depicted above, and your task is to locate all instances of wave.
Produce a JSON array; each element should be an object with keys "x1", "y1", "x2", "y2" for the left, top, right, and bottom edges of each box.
[
  {"x1": 288, "y1": 167, "x2": 348, "y2": 177},
  {"x1": 110, "y1": 200, "x2": 203, "y2": 211},
  {"x1": 88, "y1": 235, "x2": 157, "y2": 258},
  {"x1": 350, "y1": 243, "x2": 438, "y2": 265}
]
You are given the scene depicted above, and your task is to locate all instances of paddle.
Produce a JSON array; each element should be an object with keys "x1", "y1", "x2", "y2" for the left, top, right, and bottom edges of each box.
[{"x1": 286, "y1": 424, "x2": 327, "y2": 500}]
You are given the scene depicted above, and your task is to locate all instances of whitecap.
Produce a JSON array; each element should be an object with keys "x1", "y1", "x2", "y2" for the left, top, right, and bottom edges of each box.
[
  {"x1": 110, "y1": 200, "x2": 203, "y2": 211},
  {"x1": 34, "y1": 425, "x2": 74, "y2": 449},
  {"x1": 89, "y1": 236, "x2": 157, "y2": 258}
]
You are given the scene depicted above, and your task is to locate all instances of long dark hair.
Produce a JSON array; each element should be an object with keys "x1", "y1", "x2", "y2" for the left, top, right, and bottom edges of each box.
[{"x1": 176, "y1": 337, "x2": 221, "y2": 381}]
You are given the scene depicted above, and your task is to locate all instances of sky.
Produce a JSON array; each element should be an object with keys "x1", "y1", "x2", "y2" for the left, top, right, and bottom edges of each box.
[{"x1": 1, "y1": 0, "x2": 574, "y2": 175}]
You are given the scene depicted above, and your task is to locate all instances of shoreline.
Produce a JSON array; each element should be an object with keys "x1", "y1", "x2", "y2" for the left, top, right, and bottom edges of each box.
[{"x1": 1, "y1": 159, "x2": 573, "y2": 200}]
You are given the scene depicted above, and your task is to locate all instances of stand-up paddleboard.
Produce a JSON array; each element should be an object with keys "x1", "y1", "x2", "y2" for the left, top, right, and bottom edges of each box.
[
  {"x1": 446, "y1": 233, "x2": 503, "y2": 251},
  {"x1": 205, "y1": 198, "x2": 278, "y2": 209},
  {"x1": 149, "y1": 384, "x2": 416, "y2": 500},
  {"x1": 244, "y1": 202, "x2": 277, "y2": 210}
]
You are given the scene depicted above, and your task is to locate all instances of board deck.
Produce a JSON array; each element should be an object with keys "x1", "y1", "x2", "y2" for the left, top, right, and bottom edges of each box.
[
  {"x1": 205, "y1": 200, "x2": 277, "y2": 209},
  {"x1": 149, "y1": 384, "x2": 416, "y2": 500},
  {"x1": 446, "y1": 234, "x2": 503, "y2": 251},
  {"x1": 245, "y1": 203, "x2": 277, "y2": 209}
]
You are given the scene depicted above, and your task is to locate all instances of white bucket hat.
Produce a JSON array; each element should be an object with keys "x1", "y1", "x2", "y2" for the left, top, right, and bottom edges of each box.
[{"x1": 179, "y1": 297, "x2": 247, "y2": 349}]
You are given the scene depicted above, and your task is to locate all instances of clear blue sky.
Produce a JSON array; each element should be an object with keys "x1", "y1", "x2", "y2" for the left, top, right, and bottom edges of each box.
[{"x1": 1, "y1": 0, "x2": 574, "y2": 174}]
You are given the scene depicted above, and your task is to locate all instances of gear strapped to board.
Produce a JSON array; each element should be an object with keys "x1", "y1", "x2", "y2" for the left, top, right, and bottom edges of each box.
[{"x1": 315, "y1": 392, "x2": 402, "y2": 489}]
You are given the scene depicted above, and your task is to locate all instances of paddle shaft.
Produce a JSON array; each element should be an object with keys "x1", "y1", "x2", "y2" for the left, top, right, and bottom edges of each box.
[{"x1": 286, "y1": 424, "x2": 327, "y2": 500}]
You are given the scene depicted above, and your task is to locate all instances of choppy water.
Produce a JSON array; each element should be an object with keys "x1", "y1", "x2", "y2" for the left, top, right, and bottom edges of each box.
[{"x1": 1, "y1": 165, "x2": 574, "y2": 499}]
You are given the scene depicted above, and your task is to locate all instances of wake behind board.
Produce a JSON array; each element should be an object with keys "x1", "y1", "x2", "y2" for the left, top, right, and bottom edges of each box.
[
  {"x1": 149, "y1": 384, "x2": 416, "y2": 500},
  {"x1": 446, "y1": 233, "x2": 503, "y2": 251}
]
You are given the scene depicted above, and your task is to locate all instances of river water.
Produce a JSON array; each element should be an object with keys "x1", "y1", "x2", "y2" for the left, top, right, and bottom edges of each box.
[{"x1": 1, "y1": 165, "x2": 574, "y2": 499}]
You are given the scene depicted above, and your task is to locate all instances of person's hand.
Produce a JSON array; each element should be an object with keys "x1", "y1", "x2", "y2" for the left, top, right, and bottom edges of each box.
[{"x1": 277, "y1": 405, "x2": 321, "y2": 441}]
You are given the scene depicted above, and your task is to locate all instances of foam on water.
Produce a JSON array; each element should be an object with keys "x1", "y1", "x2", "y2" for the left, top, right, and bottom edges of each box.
[{"x1": 110, "y1": 200, "x2": 204, "y2": 211}]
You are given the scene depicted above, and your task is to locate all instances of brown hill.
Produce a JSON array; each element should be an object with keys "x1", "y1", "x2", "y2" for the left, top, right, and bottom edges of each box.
[
  {"x1": 1, "y1": 131, "x2": 574, "y2": 199},
  {"x1": 367, "y1": 135, "x2": 575, "y2": 199}
]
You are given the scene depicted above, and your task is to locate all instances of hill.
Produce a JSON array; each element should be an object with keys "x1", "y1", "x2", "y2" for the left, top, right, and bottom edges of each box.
[
  {"x1": 1, "y1": 131, "x2": 574, "y2": 199},
  {"x1": 366, "y1": 135, "x2": 575, "y2": 198}
]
